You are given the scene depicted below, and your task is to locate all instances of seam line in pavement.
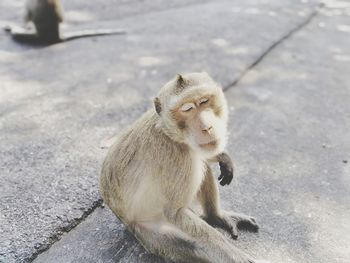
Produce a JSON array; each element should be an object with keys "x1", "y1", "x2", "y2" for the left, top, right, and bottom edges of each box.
[
  {"x1": 223, "y1": 3, "x2": 323, "y2": 91},
  {"x1": 28, "y1": 199, "x2": 103, "y2": 262}
]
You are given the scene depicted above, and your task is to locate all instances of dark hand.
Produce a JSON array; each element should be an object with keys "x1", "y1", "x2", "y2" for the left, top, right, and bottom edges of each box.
[{"x1": 217, "y1": 152, "x2": 234, "y2": 186}]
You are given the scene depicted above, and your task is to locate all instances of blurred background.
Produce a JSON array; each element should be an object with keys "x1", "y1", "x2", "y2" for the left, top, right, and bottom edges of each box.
[{"x1": 0, "y1": 0, "x2": 349, "y2": 262}]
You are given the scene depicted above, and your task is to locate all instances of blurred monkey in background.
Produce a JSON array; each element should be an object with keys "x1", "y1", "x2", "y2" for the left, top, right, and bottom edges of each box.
[{"x1": 5, "y1": 0, "x2": 126, "y2": 45}]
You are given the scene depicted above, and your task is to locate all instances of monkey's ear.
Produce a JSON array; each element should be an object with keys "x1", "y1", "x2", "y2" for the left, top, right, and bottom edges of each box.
[
  {"x1": 176, "y1": 74, "x2": 186, "y2": 86},
  {"x1": 175, "y1": 74, "x2": 188, "y2": 93},
  {"x1": 154, "y1": 97, "x2": 162, "y2": 115}
]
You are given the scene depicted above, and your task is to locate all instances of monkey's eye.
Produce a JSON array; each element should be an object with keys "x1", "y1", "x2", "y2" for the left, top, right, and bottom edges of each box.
[
  {"x1": 199, "y1": 98, "x2": 209, "y2": 105},
  {"x1": 181, "y1": 103, "x2": 195, "y2": 112}
]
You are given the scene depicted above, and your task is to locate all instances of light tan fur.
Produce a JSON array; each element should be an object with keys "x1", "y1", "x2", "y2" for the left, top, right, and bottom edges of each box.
[{"x1": 100, "y1": 72, "x2": 263, "y2": 263}]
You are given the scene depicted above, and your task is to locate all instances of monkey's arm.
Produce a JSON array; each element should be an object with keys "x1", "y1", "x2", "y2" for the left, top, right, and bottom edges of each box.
[{"x1": 216, "y1": 152, "x2": 234, "y2": 186}]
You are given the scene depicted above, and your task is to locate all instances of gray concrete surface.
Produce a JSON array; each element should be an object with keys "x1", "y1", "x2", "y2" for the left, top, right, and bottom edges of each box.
[
  {"x1": 1, "y1": 0, "x2": 349, "y2": 262},
  {"x1": 32, "y1": 2, "x2": 350, "y2": 263}
]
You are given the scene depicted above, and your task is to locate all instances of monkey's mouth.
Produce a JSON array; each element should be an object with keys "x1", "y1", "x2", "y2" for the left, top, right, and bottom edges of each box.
[{"x1": 199, "y1": 140, "x2": 218, "y2": 149}]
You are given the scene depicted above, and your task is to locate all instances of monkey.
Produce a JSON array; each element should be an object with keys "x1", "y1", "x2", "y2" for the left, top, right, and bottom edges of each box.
[
  {"x1": 4, "y1": 0, "x2": 126, "y2": 45},
  {"x1": 100, "y1": 72, "x2": 265, "y2": 263}
]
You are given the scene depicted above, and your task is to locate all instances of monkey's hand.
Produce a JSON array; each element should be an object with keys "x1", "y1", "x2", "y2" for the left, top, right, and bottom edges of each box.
[{"x1": 217, "y1": 152, "x2": 234, "y2": 186}]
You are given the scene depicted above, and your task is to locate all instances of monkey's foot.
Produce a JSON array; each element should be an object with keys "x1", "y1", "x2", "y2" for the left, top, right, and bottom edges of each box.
[
  {"x1": 226, "y1": 211, "x2": 259, "y2": 233},
  {"x1": 203, "y1": 211, "x2": 259, "y2": 240},
  {"x1": 202, "y1": 213, "x2": 239, "y2": 239}
]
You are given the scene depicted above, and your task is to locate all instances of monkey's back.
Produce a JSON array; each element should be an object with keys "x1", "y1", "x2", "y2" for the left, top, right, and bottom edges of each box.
[{"x1": 26, "y1": 0, "x2": 62, "y2": 41}]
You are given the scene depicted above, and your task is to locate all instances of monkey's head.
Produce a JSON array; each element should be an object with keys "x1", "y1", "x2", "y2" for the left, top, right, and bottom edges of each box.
[{"x1": 154, "y1": 72, "x2": 228, "y2": 157}]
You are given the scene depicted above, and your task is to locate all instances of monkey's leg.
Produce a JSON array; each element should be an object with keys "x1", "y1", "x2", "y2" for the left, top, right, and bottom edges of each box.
[
  {"x1": 132, "y1": 221, "x2": 212, "y2": 263},
  {"x1": 4, "y1": 25, "x2": 38, "y2": 44},
  {"x1": 36, "y1": 22, "x2": 61, "y2": 44},
  {"x1": 4, "y1": 26, "x2": 56, "y2": 45},
  {"x1": 198, "y1": 166, "x2": 259, "y2": 239},
  {"x1": 11, "y1": 32, "x2": 41, "y2": 44},
  {"x1": 165, "y1": 206, "x2": 255, "y2": 263}
]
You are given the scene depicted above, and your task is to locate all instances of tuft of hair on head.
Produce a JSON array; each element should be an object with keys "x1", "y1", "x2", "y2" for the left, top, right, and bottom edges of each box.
[{"x1": 154, "y1": 97, "x2": 162, "y2": 115}]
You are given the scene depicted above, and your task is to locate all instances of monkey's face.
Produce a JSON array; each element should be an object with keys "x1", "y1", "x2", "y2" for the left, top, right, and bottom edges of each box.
[
  {"x1": 173, "y1": 93, "x2": 227, "y2": 156},
  {"x1": 155, "y1": 72, "x2": 228, "y2": 157}
]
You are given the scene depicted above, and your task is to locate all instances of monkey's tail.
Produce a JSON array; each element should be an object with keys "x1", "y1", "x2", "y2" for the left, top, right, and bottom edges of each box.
[
  {"x1": 131, "y1": 221, "x2": 211, "y2": 263},
  {"x1": 62, "y1": 28, "x2": 126, "y2": 42}
]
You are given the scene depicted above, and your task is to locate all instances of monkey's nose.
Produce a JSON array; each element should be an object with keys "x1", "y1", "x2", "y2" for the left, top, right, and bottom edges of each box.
[{"x1": 202, "y1": 126, "x2": 213, "y2": 132}]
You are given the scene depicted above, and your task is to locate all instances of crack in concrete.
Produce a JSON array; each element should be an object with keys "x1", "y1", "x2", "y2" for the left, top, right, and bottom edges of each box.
[
  {"x1": 223, "y1": 3, "x2": 324, "y2": 91},
  {"x1": 28, "y1": 199, "x2": 103, "y2": 262},
  {"x1": 27, "y1": 3, "x2": 324, "y2": 262}
]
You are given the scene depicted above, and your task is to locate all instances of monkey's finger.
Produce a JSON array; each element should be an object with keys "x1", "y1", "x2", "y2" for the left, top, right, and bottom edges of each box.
[
  {"x1": 219, "y1": 174, "x2": 233, "y2": 186},
  {"x1": 218, "y1": 173, "x2": 223, "y2": 180},
  {"x1": 219, "y1": 178, "x2": 227, "y2": 186},
  {"x1": 237, "y1": 218, "x2": 259, "y2": 232},
  {"x1": 218, "y1": 168, "x2": 229, "y2": 182},
  {"x1": 219, "y1": 176, "x2": 225, "y2": 185},
  {"x1": 225, "y1": 175, "x2": 233, "y2": 185},
  {"x1": 230, "y1": 224, "x2": 238, "y2": 240},
  {"x1": 218, "y1": 173, "x2": 228, "y2": 184}
]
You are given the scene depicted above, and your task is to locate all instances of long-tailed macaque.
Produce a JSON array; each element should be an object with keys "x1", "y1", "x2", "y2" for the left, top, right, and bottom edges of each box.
[
  {"x1": 4, "y1": 0, "x2": 125, "y2": 45},
  {"x1": 100, "y1": 72, "x2": 265, "y2": 263}
]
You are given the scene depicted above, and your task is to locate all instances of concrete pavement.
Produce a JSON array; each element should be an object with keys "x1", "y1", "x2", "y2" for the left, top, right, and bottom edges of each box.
[{"x1": 1, "y1": 0, "x2": 349, "y2": 262}]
